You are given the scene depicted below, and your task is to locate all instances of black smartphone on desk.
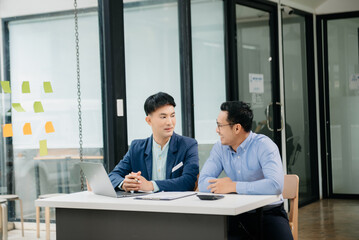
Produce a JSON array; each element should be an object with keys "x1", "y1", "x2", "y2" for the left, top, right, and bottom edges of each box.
[{"x1": 197, "y1": 194, "x2": 224, "y2": 200}]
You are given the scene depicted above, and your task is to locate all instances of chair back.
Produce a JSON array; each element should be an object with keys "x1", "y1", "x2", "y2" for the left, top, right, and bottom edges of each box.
[
  {"x1": 283, "y1": 174, "x2": 299, "y2": 240},
  {"x1": 194, "y1": 174, "x2": 199, "y2": 191}
]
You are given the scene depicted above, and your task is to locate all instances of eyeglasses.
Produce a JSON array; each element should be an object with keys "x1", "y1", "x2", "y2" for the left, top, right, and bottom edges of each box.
[{"x1": 216, "y1": 122, "x2": 234, "y2": 129}]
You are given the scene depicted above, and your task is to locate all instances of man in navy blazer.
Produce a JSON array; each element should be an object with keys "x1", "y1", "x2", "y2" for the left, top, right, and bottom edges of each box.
[{"x1": 109, "y1": 92, "x2": 199, "y2": 192}]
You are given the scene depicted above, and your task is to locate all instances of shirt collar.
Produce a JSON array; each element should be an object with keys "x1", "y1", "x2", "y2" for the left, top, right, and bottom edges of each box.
[
  {"x1": 238, "y1": 131, "x2": 253, "y2": 152},
  {"x1": 226, "y1": 131, "x2": 253, "y2": 153},
  {"x1": 153, "y1": 137, "x2": 171, "y2": 152}
]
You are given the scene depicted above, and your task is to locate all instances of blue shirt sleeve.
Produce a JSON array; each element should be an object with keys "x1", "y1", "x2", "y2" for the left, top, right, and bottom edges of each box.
[
  {"x1": 236, "y1": 138, "x2": 283, "y2": 195},
  {"x1": 198, "y1": 142, "x2": 224, "y2": 192}
]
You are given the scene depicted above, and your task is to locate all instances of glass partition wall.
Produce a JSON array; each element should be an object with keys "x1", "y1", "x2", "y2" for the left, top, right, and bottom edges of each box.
[
  {"x1": 124, "y1": 1, "x2": 183, "y2": 144},
  {"x1": 326, "y1": 16, "x2": 359, "y2": 196},
  {"x1": 1, "y1": 10, "x2": 103, "y2": 221},
  {"x1": 282, "y1": 10, "x2": 318, "y2": 205},
  {"x1": 191, "y1": 0, "x2": 226, "y2": 170},
  {"x1": 235, "y1": 5, "x2": 276, "y2": 141}
]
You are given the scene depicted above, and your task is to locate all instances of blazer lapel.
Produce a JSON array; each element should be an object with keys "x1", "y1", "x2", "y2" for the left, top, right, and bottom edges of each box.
[
  {"x1": 166, "y1": 133, "x2": 178, "y2": 179},
  {"x1": 144, "y1": 136, "x2": 153, "y2": 179}
]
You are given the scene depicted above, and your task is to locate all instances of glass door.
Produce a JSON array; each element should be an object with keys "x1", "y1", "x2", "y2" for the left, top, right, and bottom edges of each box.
[
  {"x1": 325, "y1": 16, "x2": 359, "y2": 196},
  {"x1": 282, "y1": 10, "x2": 319, "y2": 205},
  {"x1": 234, "y1": 1, "x2": 282, "y2": 146}
]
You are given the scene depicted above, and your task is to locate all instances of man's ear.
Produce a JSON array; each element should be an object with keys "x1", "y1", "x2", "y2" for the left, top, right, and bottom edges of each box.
[
  {"x1": 145, "y1": 115, "x2": 151, "y2": 126},
  {"x1": 234, "y1": 123, "x2": 242, "y2": 134}
]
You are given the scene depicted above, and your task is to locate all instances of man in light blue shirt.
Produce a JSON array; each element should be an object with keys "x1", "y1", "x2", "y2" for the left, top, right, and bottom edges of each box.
[{"x1": 199, "y1": 101, "x2": 292, "y2": 240}]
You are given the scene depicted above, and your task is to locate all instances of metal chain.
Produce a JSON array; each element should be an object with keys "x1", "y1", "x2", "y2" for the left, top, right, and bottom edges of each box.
[{"x1": 74, "y1": 0, "x2": 84, "y2": 191}]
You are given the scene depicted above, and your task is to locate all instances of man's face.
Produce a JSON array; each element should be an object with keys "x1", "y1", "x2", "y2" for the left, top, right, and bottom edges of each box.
[
  {"x1": 146, "y1": 104, "x2": 176, "y2": 140},
  {"x1": 216, "y1": 111, "x2": 236, "y2": 146}
]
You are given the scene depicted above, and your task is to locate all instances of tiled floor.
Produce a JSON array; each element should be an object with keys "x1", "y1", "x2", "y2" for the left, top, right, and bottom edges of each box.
[
  {"x1": 5, "y1": 199, "x2": 359, "y2": 240},
  {"x1": 298, "y1": 199, "x2": 359, "y2": 239}
]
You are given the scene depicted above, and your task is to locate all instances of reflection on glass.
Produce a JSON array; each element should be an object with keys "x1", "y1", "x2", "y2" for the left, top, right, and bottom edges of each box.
[
  {"x1": 124, "y1": 1, "x2": 182, "y2": 144},
  {"x1": 282, "y1": 12, "x2": 314, "y2": 204},
  {"x1": 235, "y1": 5, "x2": 274, "y2": 141},
  {"x1": 192, "y1": 0, "x2": 225, "y2": 169},
  {"x1": 327, "y1": 17, "x2": 359, "y2": 194},
  {"x1": 1, "y1": 11, "x2": 103, "y2": 221}
]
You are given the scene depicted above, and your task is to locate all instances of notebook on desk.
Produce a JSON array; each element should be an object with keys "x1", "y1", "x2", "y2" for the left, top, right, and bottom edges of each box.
[{"x1": 78, "y1": 162, "x2": 150, "y2": 198}]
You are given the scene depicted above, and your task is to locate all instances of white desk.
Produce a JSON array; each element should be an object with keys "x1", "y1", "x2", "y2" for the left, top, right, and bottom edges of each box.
[{"x1": 36, "y1": 191, "x2": 280, "y2": 240}]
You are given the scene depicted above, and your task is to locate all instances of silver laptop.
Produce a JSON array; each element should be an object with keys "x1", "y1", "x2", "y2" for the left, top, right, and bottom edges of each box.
[{"x1": 78, "y1": 162, "x2": 150, "y2": 198}]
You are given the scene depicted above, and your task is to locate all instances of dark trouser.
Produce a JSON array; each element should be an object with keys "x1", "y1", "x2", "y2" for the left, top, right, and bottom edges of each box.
[{"x1": 228, "y1": 203, "x2": 293, "y2": 240}]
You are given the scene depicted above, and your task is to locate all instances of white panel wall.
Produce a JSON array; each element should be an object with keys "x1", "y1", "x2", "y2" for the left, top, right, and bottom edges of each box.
[
  {"x1": 316, "y1": 0, "x2": 359, "y2": 14},
  {"x1": 269, "y1": 0, "x2": 359, "y2": 14}
]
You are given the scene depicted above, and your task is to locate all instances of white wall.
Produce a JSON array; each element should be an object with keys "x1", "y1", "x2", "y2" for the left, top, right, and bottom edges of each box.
[
  {"x1": 269, "y1": 0, "x2": 359, "y2": 14},
  {"x1": 316, "y1": 0, "x2": 359, "y2": 14},
  {"x1": 280, "y1": 0, "x2": 316, "y2": 13},
  {"x1": 268, "y1": 0, "x2": 316, "y2": 13}
]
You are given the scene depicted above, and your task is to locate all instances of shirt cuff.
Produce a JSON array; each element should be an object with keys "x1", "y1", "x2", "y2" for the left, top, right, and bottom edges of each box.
[
  {"x1": 151, "y1": 181, "x2": 160, "y2": 192},
  {"x1": 236, "y1": 181, "x2": 246, "y2": 194},
  {"x1": 118, "y1": 180, "x2": 124, "y2": 190}
]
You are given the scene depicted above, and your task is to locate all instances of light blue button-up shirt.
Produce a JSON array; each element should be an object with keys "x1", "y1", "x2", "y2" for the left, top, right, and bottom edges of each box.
[
  {"x1": 199, "y1": 132, "x2": 284, "y2": 203},
  {"x1": 151, "y1": 138, "x2": 170, "y2": 192}
]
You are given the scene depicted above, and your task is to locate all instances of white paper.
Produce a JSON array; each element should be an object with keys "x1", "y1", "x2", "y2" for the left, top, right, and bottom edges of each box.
[
  {"x1": 134, "y1": 191, "x2": 197, "y2": 200},
  {"x1": 249, "y1": 73, "x2": 264, "y2": 93},
  {"x1": 349, "y1": 74, "x2": 359, "y2": 90}
]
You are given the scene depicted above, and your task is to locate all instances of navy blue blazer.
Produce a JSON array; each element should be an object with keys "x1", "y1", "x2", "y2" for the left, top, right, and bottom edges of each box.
[{"x1": 108, "y1": 132, "x2": 199, "y2": 191}]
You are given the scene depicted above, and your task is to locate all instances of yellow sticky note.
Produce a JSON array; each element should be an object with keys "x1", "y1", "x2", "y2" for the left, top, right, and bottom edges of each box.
[
  {"x1": 45, "y1": 121, "x2": 55, "y2": 133},
  {"x1": 2, "y1": 124, "x2": 13, "y2": 137},
  {"x1": 1, "y1": 81, "x2": 11, "y2": 93},
  {"x1": 22, "y1": 81, "x2": 30, "y2": 93},
  {"x1": 34, "y1": 101, "x2": 44, "y2": 113},
  {"x1": 23, "y1": 123, "x2": 32, "y2": 135},
  {"x1": 12, "y1": 103, "x2": 26, "y2": 112},
  {"x1": 43, "y1": 82, "x2": 53, "y2": 93},
  {"x1": 39, "y1": 140, "x2": 48, "y2": 156}
]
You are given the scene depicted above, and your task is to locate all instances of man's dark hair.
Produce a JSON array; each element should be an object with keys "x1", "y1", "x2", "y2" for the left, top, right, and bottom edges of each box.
[
  {"x1": 220, "y1": 101, "x2": 253, "y2": 132},
  {"x1": 144, "y1": 92, "x2": 176, "y2": 115}
]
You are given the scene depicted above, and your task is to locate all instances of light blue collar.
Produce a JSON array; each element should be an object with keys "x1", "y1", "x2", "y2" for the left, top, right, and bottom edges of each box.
[{"x1": 226, "y1": 131, "x2": 253, "y2": 153}]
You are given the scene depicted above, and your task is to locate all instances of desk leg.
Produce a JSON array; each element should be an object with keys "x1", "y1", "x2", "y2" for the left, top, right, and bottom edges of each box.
[{"x1": 56, "y1": 208, "x2": 228, "y2": 240}]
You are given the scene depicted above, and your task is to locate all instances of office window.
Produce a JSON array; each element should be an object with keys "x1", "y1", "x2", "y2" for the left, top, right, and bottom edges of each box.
[
  {"x1": 191, "y1": 0, "x2": 226, "y2": 169},
  {"x1": 1, "y1": 11, "x2": 103, "y2": 221},
  {"x1": 124, "y1": 1, "x2": 182, "y2": 144}
]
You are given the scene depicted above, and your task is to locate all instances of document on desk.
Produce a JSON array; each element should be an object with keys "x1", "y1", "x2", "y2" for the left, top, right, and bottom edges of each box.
[{"x1": 134, "y1": 192, "x2": 197, "y2": 201}]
